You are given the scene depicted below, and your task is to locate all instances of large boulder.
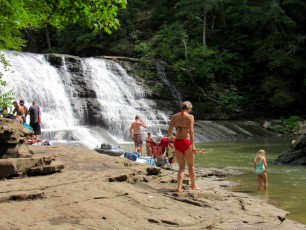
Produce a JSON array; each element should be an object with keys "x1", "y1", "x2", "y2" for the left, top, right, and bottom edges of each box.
[
  {"x1": 0, "y1": 117, "x2": 65, "y2": 178},
  {"x1": 275, "y1": 131, "x2": 306, "y2": 165},
  {"x1": 0, "y1": 117, "x2": 33, "y2": 158}
]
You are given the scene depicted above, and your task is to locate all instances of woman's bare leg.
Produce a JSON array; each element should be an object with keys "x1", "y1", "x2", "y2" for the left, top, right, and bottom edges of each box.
[
  {"x1": 185, "y1": 147, "x2": 199, "y2": 190},
  {"x1": 175, "y1": 150, "x2": 185, "y2": 192}
]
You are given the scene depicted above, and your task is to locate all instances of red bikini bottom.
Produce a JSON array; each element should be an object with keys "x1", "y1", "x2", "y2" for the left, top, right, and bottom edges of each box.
[{"x1": 174, "y1": 139, "x2": 192, "y2": 152}]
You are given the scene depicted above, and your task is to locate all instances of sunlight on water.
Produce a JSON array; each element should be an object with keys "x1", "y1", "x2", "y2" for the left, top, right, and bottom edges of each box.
[{"x1": 195, "y1": 136, "x2": 306, "y2": 225}]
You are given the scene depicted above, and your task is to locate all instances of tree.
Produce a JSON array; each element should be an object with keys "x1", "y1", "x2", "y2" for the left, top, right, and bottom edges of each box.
[
  {"x1": 175, "y1": 0, "x2": 221, "y2": 48},
  {"x1": 0, "y1": 0, "x2": 127, "y2": 51},
  {"x1": 0, "y1": 0, "x2": 127, "y2": 108},
  {"x1": 251, "y1": 0, "x2": 306, "y2": 109}
]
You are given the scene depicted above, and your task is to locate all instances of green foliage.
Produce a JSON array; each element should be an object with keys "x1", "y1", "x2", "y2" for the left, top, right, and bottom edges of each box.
[
  {"x1": 0, "y1": 53, "x2": 14, "y2": 110},
  {"x1": 0, "y1": 0, "x2": 127, "y2": 108},
  {"x1": 151, "y1": 23, "x2": 187, "y2": 62},
  {"x1": 133, "y1": 42, "x2": 152, "y2": 57},
  {"x1": 270, "y1": 116, "x2": 301, "y2": 133},
  {"x1": 2, "y1": 0, "x2": 306, "y2": 117},
  {"x1": 269, "y1": 89, "x2": 295, "y2": 108},
  {"x1": 218, "y1": 90, "x2": 243, "y2": 112},
  {"x1": 0, "y1": 91, "x2": 15, "y2": 111},
  {"x1": 261, "y1": 76, "x2": 295, "y2": 108},
  {"x1": 0, "y1": 0, "x2": 127, "y2": 52}
]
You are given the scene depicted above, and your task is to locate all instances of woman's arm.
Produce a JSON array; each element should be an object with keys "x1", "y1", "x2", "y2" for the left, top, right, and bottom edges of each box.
[
  {"x1": 168, "y1": 117, "x2": 175, "y2": 141},
  {"x1": 263, "y1": 157, "x2": 268, "y2": 172},
  {"x1": 150, "y1": 137, "x2": 157, "y2": 145},
  {"x1": 189, "y1": 115, "x2": 196, "y2": 152}
]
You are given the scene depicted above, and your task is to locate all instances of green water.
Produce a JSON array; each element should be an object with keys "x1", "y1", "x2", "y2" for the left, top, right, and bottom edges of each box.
[{"x1": 195, "y1": 136, "x2": 306, "y2": 225}]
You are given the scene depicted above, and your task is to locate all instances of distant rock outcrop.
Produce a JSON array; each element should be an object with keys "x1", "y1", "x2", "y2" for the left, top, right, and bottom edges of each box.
[
  {"x1": 275, "y1": 131, "x2": 306, "y2": 165},
  {"x1": 0, "y1": 117, "x2": 64, "y2": 178}
]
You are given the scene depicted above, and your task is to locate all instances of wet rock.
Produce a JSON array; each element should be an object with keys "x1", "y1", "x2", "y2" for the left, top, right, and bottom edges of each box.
[
  {"x1": 275, "y1": 131, "x2": 306, "y2": 165},
  {"x1": 146, "y1": 167, "x2": 161, "y2": 175}
]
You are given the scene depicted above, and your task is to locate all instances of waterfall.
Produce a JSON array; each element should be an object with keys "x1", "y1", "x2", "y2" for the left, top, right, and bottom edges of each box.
[
  {"x1": 156, "y1": 63, "x2": 182, "y2": 107},
  {"x1": 0, "y1": 51, "x2": 170, "y2": 148}
]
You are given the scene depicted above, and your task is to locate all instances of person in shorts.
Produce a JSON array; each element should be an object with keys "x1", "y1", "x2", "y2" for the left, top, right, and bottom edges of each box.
[
  {"x1": 129, "y1": 115, "x2": 147, "y2": 155},
  {"x1": 28, "y1": 101, "x2": 42, "y2": 141}
]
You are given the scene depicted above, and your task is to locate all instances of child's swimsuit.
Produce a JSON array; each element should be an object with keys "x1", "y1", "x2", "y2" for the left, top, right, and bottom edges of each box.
[{"x1": 255, "y1": 159, "x2": 266, "y2": 174}]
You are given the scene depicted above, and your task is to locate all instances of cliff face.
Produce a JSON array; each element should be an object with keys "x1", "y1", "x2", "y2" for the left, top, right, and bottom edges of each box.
[
  {"x1": 102, "y1": 56, "x2": 238, "y2": 120},
  {"x1": 46, "y1": 53, "x2": 239, "y2": 121},
  {"x1": 44, "y1": 54, "x2": 279, "y2": 142}
]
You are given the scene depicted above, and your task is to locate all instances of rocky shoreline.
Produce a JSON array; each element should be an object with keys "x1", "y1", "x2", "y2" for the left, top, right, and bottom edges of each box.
[{"x1": 0, "y1": 144, "x2": 305, "y2": 230}]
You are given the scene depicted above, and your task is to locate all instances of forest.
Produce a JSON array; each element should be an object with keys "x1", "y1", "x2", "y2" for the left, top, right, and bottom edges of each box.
[{"x1": 1, "y1": 0, "x2": 306, "y2": 119}]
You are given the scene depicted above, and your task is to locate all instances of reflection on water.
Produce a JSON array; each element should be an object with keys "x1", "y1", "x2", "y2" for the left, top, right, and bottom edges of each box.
[{"x1": 195, "y1": 136, "x2": 306, "y2": 225}]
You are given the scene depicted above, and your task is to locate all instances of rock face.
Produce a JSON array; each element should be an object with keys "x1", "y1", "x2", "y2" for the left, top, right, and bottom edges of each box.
[
  {"x1": 45, "y1": 54, "x2": 233, "y2": 124},
  {"x1": 0, "y1": 117, "x2": 33, "y2": 158},
  {"x1": 0, "y1": 117, "x2": 65, "y2": 178},
  {"x1": 275, "y1": 131, "x2": 306, "y2": 165}
]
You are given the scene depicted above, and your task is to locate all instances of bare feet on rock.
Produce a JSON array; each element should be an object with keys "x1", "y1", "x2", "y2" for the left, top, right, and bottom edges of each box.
[{"x1": 191, "y1": 187, "x2": 200, "y2": 191}]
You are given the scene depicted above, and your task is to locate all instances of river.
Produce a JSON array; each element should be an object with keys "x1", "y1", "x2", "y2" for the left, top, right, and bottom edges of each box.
[{"x1": 196, "y1": 135, "x2": 306, "y2": 225}]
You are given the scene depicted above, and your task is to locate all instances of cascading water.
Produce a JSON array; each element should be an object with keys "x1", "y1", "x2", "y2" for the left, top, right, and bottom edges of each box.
[
  {"x1": 156, "y1": 63, "x2": 182, "y2": 107},
  {"x1": 0, "y1": 51, "x2": 170, "y2": 148},
  {"x1": 82, "y1": 58, "x2": 169, "y2": 138}
]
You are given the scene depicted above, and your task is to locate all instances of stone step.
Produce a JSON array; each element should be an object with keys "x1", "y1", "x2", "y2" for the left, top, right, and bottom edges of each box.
[{"x1": 0, "y1": 157, "x2": 65, "y2": 179}]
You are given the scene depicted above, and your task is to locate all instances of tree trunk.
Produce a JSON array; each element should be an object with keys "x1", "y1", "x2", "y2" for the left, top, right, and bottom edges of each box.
[
  {"x1": 203, "y1": 8, "x2": 207, "y2": 48},
  {"x1": 182, "y1": 38, "x2": 188, "y2": 61},
  {"x1": 45, "y1": 26, "x2": 51, "y2": 50}
]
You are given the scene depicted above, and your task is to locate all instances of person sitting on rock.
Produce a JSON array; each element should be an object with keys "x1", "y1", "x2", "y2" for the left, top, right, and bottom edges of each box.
[
  {"x1": 12, "y1": 101, "x2": 24, "y2": 124},
  {"x1": 145, "y1": 132, "x2": 157, "y2": 156}
]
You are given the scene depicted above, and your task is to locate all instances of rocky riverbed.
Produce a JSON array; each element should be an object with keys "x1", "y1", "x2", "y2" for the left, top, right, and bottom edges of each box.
[{"x1": 0, "y1": 144, "x2": 305, "y2": 230}]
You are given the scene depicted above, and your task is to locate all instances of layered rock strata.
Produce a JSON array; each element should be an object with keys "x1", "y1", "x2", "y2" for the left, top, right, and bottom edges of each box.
[{"x1": 0, "y1": 117, "x2": 65, "y2": 178}]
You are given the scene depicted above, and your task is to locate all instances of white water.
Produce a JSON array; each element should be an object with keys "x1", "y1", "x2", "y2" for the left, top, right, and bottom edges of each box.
[
  {"x1": 0, "y1": 51, "x2": 169, "y2": 148},
  {"x1": 156, "y1": 63, "x2": 182, "y2": 106}
]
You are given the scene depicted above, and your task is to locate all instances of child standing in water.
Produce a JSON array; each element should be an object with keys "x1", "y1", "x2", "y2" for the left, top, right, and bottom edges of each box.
[{"x1": 254, "y1": 149, "x2": 268, "y2": 192}]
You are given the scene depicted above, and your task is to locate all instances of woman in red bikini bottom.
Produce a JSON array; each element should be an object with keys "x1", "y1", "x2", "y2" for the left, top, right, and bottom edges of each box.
[{"x1": 168, "y1": 101, "x2": 199, "y2": 193}]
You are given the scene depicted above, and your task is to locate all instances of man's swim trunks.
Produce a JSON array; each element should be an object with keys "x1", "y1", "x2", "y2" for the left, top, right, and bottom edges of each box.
[
  {"x1": 174, "y1": 139, "x2": 192, "y2": 152},
  {"x1": 133, "y1": 134, "x2": 143, "y2": 147}
]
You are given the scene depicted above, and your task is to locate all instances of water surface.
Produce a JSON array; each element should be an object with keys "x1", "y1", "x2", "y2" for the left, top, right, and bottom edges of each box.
[{"x1": 195, "y1": 136, "x2": 306, "y2": 225}]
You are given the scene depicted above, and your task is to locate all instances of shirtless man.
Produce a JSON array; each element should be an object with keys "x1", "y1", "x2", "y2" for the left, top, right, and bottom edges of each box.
[
  {"x1": 12, "y1": 101, "x2": 25, "y2": 124},
  {"x1": 168, "y1": 101, "x2": 198, "y2": 192},
  {"x1": 129, "y1": 115, "x2": 147, "y2": 155}
]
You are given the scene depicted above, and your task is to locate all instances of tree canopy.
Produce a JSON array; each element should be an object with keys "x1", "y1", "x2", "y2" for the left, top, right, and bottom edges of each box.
[
  {"x1": 0, "y1": 0, "x2": 127, "y2": 51},
  {"x1": 0, "y1": 0, "x2": 127, "y2": 109},
  {"x1": 1, "y1": 0, "x2": 306, "y2": 118}
]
